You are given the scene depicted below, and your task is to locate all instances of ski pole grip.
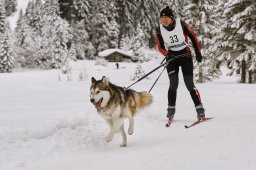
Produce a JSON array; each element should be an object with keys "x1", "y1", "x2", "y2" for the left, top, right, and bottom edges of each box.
[{"x1": 160, "y1": 57, "x2": 166, "y2": 64}]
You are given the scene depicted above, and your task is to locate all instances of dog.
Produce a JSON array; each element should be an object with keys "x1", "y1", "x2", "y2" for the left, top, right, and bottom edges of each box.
[{"x1": 90, "y1": 76, "x2": 153, "y2": 147}]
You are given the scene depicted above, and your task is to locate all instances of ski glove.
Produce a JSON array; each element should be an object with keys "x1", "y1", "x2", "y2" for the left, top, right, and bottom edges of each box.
[{"x1": 195, "y1": 52, "x2": 202, "y2": 62}]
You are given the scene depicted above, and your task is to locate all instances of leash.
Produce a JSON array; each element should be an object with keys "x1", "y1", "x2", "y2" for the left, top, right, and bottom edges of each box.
[{"x1": 125, "y1": 53, "x2": 190, "y2": 90}]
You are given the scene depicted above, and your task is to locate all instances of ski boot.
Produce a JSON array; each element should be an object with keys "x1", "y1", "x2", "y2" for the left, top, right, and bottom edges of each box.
[
  {"x1": 167, "y1": 106, "x2": 175, "y2": 119},
  {"x1": 196, "y1": 104, "x2": 206, "y2": 121},
  {"x1": 166, "y1": 106, "x2": 175, "y2": 127}
]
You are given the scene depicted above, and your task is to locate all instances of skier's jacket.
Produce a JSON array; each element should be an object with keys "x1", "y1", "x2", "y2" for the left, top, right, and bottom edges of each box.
[{"x1": 156, "y1": 18, "x2": 202, "y2": 59}]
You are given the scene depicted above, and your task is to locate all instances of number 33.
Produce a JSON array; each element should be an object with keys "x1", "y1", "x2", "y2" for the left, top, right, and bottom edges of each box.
[{"x1": 170, "y1": 35, "x2": 179, "y2": 43}]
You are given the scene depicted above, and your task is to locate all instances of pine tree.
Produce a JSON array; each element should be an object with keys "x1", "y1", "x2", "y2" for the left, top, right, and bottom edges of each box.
[
  {"x1": 68, "y1": 43, "x2": 77, "y2": 61},
  {"x1": 15, "y1": 10, "x2": 32, "y2": 48},
  {"x1": 0, "y1": 30, "x2": 15, "y2": 73},
  {"x1": 72, "y1": 20, "x2": 95, "y2": 60},
  {"x1": 106, "y1": 1, "x2": 119, "y2": 49},
  {"x1": 131, "y1": 64, "x2": 148, "y2": 80},
  {"x1": 15, "y1": 9, "x2": 24, "y2": 33},
  {"x1": 107, "y1": 18, "x2": 119, "y2": 48},
  {"x1": 22, "y1": 0, "x2": 41, "y2": 48},
  {"x1": 183, "y1": 0, "x2": 202, "y2": 82},
  {"x1": 90, "y1": 0, "x2": 114, "y2": 53},
  {"x1": 221, "y1": 0, "x2": 256, "y2": 83},
  {"x1": 131, "y1": 24, "x2": 146, "y2": 62},
  {"x1": 184, "y1": 0, "x2": 218, "y2": 83},
  {"x1": 207, "y1": 0, "x2": 228, "y2": 78},
  {"x1": 0, "y1": 0, "x2": 6, "y2": 34},
  {"x1": 72, "y1": 0, "x2": 91, "y2": 22},
  {"x1": 158, "y1": 0, "x2": 185, "y2": 18},
  {"x1": 120, "y1": 35, "x2": 132, "y2": 51},
  {"x1": 135, "y1": 0, "x2": 161, "y2": 47},
  {"x1": 115, "y1": 0, "x2": 137, "y2": 47},
  {"x1": 59, "y1": 0, "x2": 75, "y2": 24},
  {"x1": 24, "y1": 0, "x2": 35, "y2": 27},
  {"x1": 32, "y1": 0, "x2": 43, "y2": 33},
  {"x1": 15, "y1": 7, "x2": 40, "y2": 68},
  {"x1": 36, "y1": 0, "x2": 73, "y2": 69},
  {"x1": 5, "y1": 0, "x2": 17, "y2": 17},
  {"x1": 20, "y1": 0, "x2": 43, "y2": 44},
  {"x1": 90, "y1": 12, "x2": 108, "y2": 53},
  {"x1": 198, "y1": 0, "x2": 219, "y2": 83}
]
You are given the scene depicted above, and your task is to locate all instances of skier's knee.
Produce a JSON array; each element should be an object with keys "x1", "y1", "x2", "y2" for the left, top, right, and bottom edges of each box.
[
  {"x1": 169, "y1": 74, "x2": 178, "y2": 91},
  {"x1": 184, "y1": 76, "x2": 195, "y2": 91}
]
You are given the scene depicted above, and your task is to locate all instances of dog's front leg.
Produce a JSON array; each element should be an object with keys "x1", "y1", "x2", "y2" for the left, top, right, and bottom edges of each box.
[
  {"x1": 120, "y1": 124, "x2": 127, "y2": 147},
  {"x1": 105, "y1": 116, "x2": 123, "y2": 142},
  {"x1": 104, "y1": 119, "x2": 113, "y2": 142}
]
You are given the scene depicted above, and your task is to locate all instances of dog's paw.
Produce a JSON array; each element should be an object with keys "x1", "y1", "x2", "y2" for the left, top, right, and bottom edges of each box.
[
  {"x1": 120, "y1": 142, "x2": 127, "y2": 147},
  {"x1": 105, "y1": 133, "x2": 113, "y2": 142},
  {"x1": 128, "y1": 127, "x2": 134, "y2": 135}
]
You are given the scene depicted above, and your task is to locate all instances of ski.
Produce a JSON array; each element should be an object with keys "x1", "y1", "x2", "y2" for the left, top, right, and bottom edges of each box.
[
  {"x1": 184, "y1": 117, "x2": 213, "y2": 129},
  {"x1": 165, "y1": 118, "x2": 173, "y2": 127}
]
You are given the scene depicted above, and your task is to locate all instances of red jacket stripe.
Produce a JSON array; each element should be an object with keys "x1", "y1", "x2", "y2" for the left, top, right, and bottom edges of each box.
[{"x1": 156, "y1": 34, "x2": 168, "y2": 56}]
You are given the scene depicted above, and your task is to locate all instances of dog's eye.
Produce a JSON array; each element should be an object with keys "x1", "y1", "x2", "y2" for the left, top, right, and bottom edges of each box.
[{"x1": 96, "y1": 91, "x2": 100, "y2": 94}]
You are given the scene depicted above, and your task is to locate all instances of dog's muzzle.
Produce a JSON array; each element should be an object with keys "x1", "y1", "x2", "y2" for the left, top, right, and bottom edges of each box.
[
  {"x1": 90, "y1": 98, "x2": 95, "y2": 103},
  {"x1": 91, "y1": 98, "x2": 103, "y2": 109}
]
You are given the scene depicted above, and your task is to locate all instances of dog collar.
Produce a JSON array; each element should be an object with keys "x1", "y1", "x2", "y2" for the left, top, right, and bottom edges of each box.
[{"x1": 97, "y1": 107, "x2": 107, "y2": 112}]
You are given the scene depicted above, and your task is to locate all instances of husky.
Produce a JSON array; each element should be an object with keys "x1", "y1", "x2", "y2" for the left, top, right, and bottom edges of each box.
[{"x1": 90, "y1": 76, "x2": 153, "y2": 147}]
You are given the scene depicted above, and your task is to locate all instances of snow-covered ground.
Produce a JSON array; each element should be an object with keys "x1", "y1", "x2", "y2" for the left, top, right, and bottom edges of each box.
[{"x1": 1, "y1": 57, "x2": 256, "y2": 170}]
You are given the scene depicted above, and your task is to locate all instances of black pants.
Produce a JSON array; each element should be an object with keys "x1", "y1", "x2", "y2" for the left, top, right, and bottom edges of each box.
[{"x1": 166, "y1": 56, "x2": 202, "y2": 107}]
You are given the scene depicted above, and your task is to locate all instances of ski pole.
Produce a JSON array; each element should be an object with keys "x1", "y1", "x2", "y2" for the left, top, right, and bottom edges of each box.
[
  {"x1": 147, "y1": 56, "x2": 168, "y2": 92},
  {"x1": 125, "y1": 53, "x2": 190, "y2": 89},
  {"x1": 125, "y1": 61, "x2": 168, "y2": 89},
  {"x1": 148, "y1": 66, "x2": 166, "y2": 92}
]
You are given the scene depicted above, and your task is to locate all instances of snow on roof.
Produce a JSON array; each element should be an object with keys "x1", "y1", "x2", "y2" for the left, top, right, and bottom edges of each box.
[{"x1": 98, "y1": 49, "x2": 133, "y2": 57}]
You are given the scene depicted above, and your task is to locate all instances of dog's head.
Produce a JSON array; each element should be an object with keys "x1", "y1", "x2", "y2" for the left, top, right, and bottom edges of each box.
[{"x1": 90, "y1": 76, "x2": 111, "y2": 110}]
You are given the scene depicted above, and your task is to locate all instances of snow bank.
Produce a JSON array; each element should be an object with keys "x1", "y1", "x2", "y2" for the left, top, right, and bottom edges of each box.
[{"x1": 0, "y1": 114, "x2": 105, "y2": 169}]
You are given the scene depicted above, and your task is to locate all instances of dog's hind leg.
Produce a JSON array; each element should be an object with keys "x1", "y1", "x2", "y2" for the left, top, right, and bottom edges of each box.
[{"x1": 120, "y1": 124, "x2": 127, "y2": 147}]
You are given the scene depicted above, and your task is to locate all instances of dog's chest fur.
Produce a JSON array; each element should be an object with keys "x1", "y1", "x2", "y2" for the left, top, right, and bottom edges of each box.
[{"x1": 97, "y1": 104, "x2": 121, "y2": 120}]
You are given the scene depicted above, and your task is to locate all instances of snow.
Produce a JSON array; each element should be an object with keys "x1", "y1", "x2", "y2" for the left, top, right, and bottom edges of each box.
[
  {"x1": 98, "y1": 48, "x2": 133, "y2": 57},
  {"x1": 1, "y1": 57, "x2": 256, "y2": 170}
]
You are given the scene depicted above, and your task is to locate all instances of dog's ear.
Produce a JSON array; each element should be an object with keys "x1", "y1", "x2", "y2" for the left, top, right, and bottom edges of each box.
[
  {"x1": 91, "y1": 77, "x2": 97, "y2": 84},
  {"x1": 102, "y1": 76, "x2": 109, "y2": 85}
]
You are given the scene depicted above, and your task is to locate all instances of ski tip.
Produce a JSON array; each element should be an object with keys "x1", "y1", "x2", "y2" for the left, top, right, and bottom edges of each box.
[
  {"x1": 165, "y1": 119, "x2": 172, "y2": 127},
  {"x1": 184, "y1": 117, "x2": 213, "y2": 129},
  {"x1": 166, "y1": 122, "x2": 171, "y2": 127}
]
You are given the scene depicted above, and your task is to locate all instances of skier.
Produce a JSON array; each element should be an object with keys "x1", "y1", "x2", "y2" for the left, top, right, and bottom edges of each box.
[{"x1": 155, "y1": 6, "x2": 206, "y2": 121}]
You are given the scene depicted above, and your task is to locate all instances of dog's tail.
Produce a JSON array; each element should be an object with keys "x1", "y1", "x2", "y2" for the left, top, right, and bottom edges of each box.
[{"x1": 136, "y1": 91, "x2": 153, "y2": 110}]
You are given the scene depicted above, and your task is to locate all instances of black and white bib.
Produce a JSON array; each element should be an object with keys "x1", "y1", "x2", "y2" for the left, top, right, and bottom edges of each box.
[{"x1": 160, "y1": 18, "x2": 187, "y2": 51}]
